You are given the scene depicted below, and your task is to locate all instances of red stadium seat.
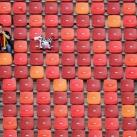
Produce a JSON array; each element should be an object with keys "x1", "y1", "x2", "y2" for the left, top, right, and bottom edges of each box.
[
  {"x1": 29, "y1": 2, "x2": 42, "y2": 14},
  {"x1": 93, "y1": 54, "x2": 107, "y2": 66},
  {"x1": 14, "y1": 28, "x2": 27, "y2": 40},
  {"x1": 124, "y1": 41, "x2": 137, "y2": 53},
  {"x1": 92, "y1": 28, "x2": 106, "y2": 40},
  {"x1": 3, "y1": 105, "x2": 17, "y2": 117},
  {"x1": 0, "y1": 15, "x2": 11, "y2": 26},
  {"x1": 20, "y1": 130, "x2": 34, "y2": 137},
  {"x1": 29, "y1": 28, "x2": 42, "y2": 39},
  {"x1": 109, "y1": 54, "x2": 123, "y2": 66},
  {"x1": 19, "y1": 79, "x2": 33, "y2": 91},
  {"x1": 45, "y1": 2, "x2": 58, "y2": 14},
  {"x1": 76, "y1": 41, "x2": 90, "y2": 53},
  {"x1": 29, "y1": 15, "x2": 42, "y2": 27},
  {"x1": 92, "y1": 15, "x2": 105, "y2": 27},
  {"x1": 3, "y1": 130, "x2": 17, "y2": 137},
  {"x1": 60, "y1": 2, "x2": 73, "y2": 14},
  {"x1": 71, "y1": 118, "x2": 85, "y2": 130},
  {"x1": 76, "y1": 15, "x2": 90, "y2": 27},
  {"x1": 105, "y1": 105, "x2": 118, "y2": 118},
  {"x1": 107, "y1": 2, "x2": 120, "y2": 14},
  {"x1": 14, "y1": 40, "x2": 27, "y2": 53},
  {"x1": 61, "y1": 41, "x2": 75, "y2": 53},
  {"x1": 109, "y1": 67, "x2": 123, "y2": 79},
  {"x1": 0, "y1": 66, "x2": 12, "y2": 79},
  {"x1": 37, "y1": 117, "x2": 51, "y2": 129},
  {"x1": 20, "y1": 105, "x2": 34, "y2": 117},
  {"x1": 13, "y1": 2, "x2": 26, "y2": 14},
  {"x1": 45, "y1": 15, "x2": 58, "y2": 27},
  {"x1": 88, "y1": 105, "x2": 101, "y2": 117},
  {"x1": 45, "y1": 28, "x2": 59, "y2": 40},
  {"x1": 20, "y1": 117, "x2": 34, "y2": 130},
  {"x1": 3, "y1": 92, "x2": 16, "y2": 104},
  {"x1": 61, "y1": 15, "x2": 74, "y2": 27},
  {"x1": 108, "y1": 28, "x2": 122, "y2": 40},
  {"x1": 125, "y1": 67, "x2": 137, "y2": 79},
  {"x1": 13, "y1": 15, "x2": 27, "y2": 27},
  {"x1": 36, "y1": 79, "x2": 50, "y2": 92},
  {"x1": 54, "y1": 92, "x2": 67, "y2": 105},
  {"x1": 0, "y1": 2, "x2": 11, "y2": 14},
  {"x1": 2, "y1": 79, "x2": 16, "y2": 91},
  {"x1": 30, "y1": 53, "x2": 44, "y2": 65},
  {"x1": 14, "y1": 53, "x2": 27, "y2": 65},
  {"x1": 14, "y1": 66, "x2": 28, "y2": 79},
  {"x1": 37, "y1": 105, "x2": 51, "y2": 117}
]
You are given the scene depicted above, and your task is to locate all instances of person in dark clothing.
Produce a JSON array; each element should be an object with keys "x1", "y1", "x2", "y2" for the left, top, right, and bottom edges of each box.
[{"x1": 0, "y1": 24, "x2": 12, "y2": 53}]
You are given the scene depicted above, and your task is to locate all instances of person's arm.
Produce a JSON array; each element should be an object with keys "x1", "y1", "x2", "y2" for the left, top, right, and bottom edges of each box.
[{"x1": 2, "y1": 31, "x2": 11, "y2": 39}]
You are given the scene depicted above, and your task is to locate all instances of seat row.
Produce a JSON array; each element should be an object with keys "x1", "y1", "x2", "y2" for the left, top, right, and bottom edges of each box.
[
  {"x1": 1, "y1": 15, "x2": 137, "y2": 28},
  {"x1": 1, "y1": 79, "x2": 135, "y2": 92},
  {"x1": 0, "y1": 2, "x2": 136, "y2": 15}
]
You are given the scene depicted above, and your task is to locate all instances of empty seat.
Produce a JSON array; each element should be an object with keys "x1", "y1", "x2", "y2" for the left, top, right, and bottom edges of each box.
[
  {"x1": 29, "y1": 2, "x2": 42, "y2": 14},
  {"x1": 75, "y1": 2, "x2": 89, "y2": 14},
  {"x1": 14, "y1": 53, "x2": 27, "y2": 65},
  {"x1": 109, "y1": 54, "x2": 123, "y2": 66},
  {"x1": 76, "y1": 41, "x2": 90, "y2": 53},
  {"x1": 94, "y1": 67, "x2": 107, "y2": 80},
  {"x1": 20, "y1": 130, "x2": 34, "y2": 137},
  {"x1": 92, "y1": 41, "x2": 106, "y2": 53},
  {"x1": 14, "y1": 28, "x2": 27, "y2": 40},
  {"x1": 109, "y1": 67, "x2": 123, "y2": 79},
  {"x1": 38, "y1": 130, "x2": 51, "y2": 137},
  {"x1": 29, "y1": 28, "x2": 42, "y2": 39},
  {"x1": 54, "y1": 92, "x2": 67, "y2": 105},
  {"x1": 108, "y1": 41, "x2": 122, "y2": 53},
  {"x1": 107, "y1": 2, "x2": 120, "y2": 14},
  {"x1": 3, "y1": 105, "x2": 17, "y2": 117},
  {"x1": 19, "y1": 79, "x2": 33, "y2": 91},
  {"x1": 92, "y1": 15, "x2": 105, "y2": 27},
  {"x1": 3, "y1": 92, "x2": 16, "y2": 104},
  {"x1": 124, "y1": 41, "x2": 137, "y2": 53},
  {"x1": 30, "y1": 66, "x2": 44, "y2": 79},
  {"x1": 0, "y1": 15, "x2": 11, "y2": 26},
  {"x1": 71, "y1": 118, "x2": 85, "y2": 130},
  {"x1": 13, "y1": 2, "x2": 26, "y2": 14},
  {"x1": 76, "y1": 15, "x2": 90, "y2": 27},
  {"x1": 30, "y1": 53, "x2": 44, "y2": 65},
  {"x1": 36, "y1": 79, "x2": 50, "y2": 92},
  {"x1": 91, "y1": 2, "x2": 105, "y2": 14},
  {"x1": 46, "y1": 66, "x2": 60, "y2": 79},
  {"x1": 37, "y1": 105, "x2": 51, "y2": 117},
  {"x1": 0, "y1": 2, "x2": 11, "y2": 14},
  {"x1": 105, "y1": 105, "x2": 118, "y2": 118},
  {"x1": 61, "y1": 15, "x2": 74, "y2": 27},
  {"x1": 61, "y1": 41, "x2": 75, "y2": 53},
  {"x1": 124, "y1": 28, "x2": 137, "y2": 40},
  {"x1": 0, "y1": 66, "x2": 12, "y2": 79},
  {"x1": 76, "y1": 28, "x2": 90, "y2": 40},
  {"x1": 20, "y1": 92, "x2": 33, "y2": 105},
  {"x1": 77, "y1": 54, "x2": 91, "y2": 66},
  {"x1": 125, "y1": 54, "x2": 137, "y2": 66},
  {"x1": 61, "y1": 28, "x2": 74, "y2": 40},
  {"x1": 88, "y1": 105, "x2": 101, "y2": 117},
  {"x1": 125, "y1": 67, "x2": 137, "y2": 79},
  {"x1": 45, "y1": 53, "x2": 59, "y2": 65},
  {"x1": 2, "y1": 79, "x2": 16, "y2": 91},
  {"x1": 13, "y1": 15, "x2": 27, "y2": 27},
  {"x1": 60, "y1": 2, "x2": 73, "y2": 14},
  {"x1": 20, "y1": 105, "x2": 34, "y2": 117},
  {"x1": 93, "y1": 54, "x2": 107, "y2": 66},
  {"x1": 45, "y1": 2, "x2": 58, "y2": 14},
  {"x1": 14, "y1": 40, "x2": 27, "y2": 53},
  {"x1": 108, "y1": 28, "x2": 122, "y2": 40},
  {"x1": 123, "y1": 3, "x2": 136, "y2": 15},
  {"x1": 0, "y1": 53, "x2": 12, "y2": 65},
  {"x1": 29, "y1": 15, "x2": 42, "y2": 27},
  {"x1": 45, "y1": 15, "x2": 58, "y2": 27},
  {"x1": 37, "y1": 92, "x2": 50, "y2": 105},
  {"x1": 45, "y1": 28, "x2": 58, "y2": 40},
  {"x1": 92, "y1": 28, "x2": 106, "y2": 40},
  {"x1": 14, "y1": 66, "x2": 28, "y2": 79}
]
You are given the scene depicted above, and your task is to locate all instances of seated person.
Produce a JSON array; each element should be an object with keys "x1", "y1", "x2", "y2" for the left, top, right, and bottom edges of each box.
[{"x1": 0, "y1": 24, "x2": 12, "y2": 53}]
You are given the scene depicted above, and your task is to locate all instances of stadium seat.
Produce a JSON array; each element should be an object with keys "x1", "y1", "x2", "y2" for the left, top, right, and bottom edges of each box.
[
  {"x1": 37, "y1": 105, "x2": 51, "y2": 117},
  {"x1": 29, "y1": 28, "x2": 42, "y2": 39},
  {"x1": 13, "y1": 15, "x2": 27, "y2": 27},
  {"x1": 14, "y1": 28, "x2": 27, "y2": 40},
  {"x1": 91, "y1": 3, "x2": 105, "y2": 14},
  {"x1": 45, "y1": 28, "x2": 58, "y2": 40},
  {"x1": 54, "y1": 118, "x2": 68, "y2": 129},
  {"x1": 29, "y1": 2, "x2": 42, "y2": 14},
  {"x1": 61, "y1": 41, "x2": 75, "y2": 53},
  {"x1": 105, "y1": 118, "x2": 119, "y2": 130},
  {"x1": 3, "y1": 92, "x2": 16, "y2": 104},
  {"x1": 29, "y1": 15, "x2": 42, "y2": 27},
  {"x1": 93, "y1": 54, "x2": 107, "y2": 66},
  {"x1": 76, "y1": 41, "x2": 90, "y2": 53},
  {"x1": 92, "y1": 15, "x2": 105, "y2": 27},
  {"x1": 61, "y1": 66, "x2": 75, "y2": 79},
  {"x1": 2, "y1": 79, "x2": 16, "y2": 91},
  {"x1": 45, "y1": 2, "x2": 58, "y2": 14},
  {"x1": 0, "y1": 2, "x2": 11, "y2": 14},
  {"x1": 125, "y1": 54, "x2": 137, "y2": 66},
  {"x1": 20, "y1": 92, "x2": 33, "y2": 105},
  {"x1": 3, "y1": 105, "x2": 17, "y2": 117},
  {"x1": 109, "y1": 67, "x2": 123, "y2": 79},
  {"x1": 60, "y1": 2, "x2": 73, "y2": 14},
  {"x1": 20, "y1": 105, "x2": 34, "y2": 117},
  {"x1": 124, "y1": 28, "x2": 137, "y2": 40},
  {"x1": 36, "y1": 79, "x2": 50, "y2": 92},
  {"x1": 54, "y1": 92, "x2": 67, "y2": 105},
  {"x1": 54, "y1": 105, "x2": 68, "y2": 117},
  {"x1": 37, "y1": 117, "x2": 51, "y2": 129},
  {"x1": 61, "y1": 53, "x2": 75, "y2": 66},
  {"x1": 61, "y1": 28, "x2": 74, "y2": 40},
  {"x1": 70, "y1": 79, "x2": 83, "y2": 92},
  {"x1": 0, "y1": 15, "x2": 11, "y2": 26},
  {"x1": 0, "y1": 66, "x2": 12, "y2": 79},
  {"x1": 45, "y1": 66, "x2": 60, "y2": 79},
  {"x1": 92, "y1": 28, "x2": 106, "y2": 40},
  {"x1": 88, "y1": 105, "x2": 101, "y2": 117},
  {"x1": 3, "y1": 130, "x2": 17, "y2": 137},
  {"x1": 14, "y1": 53, "x2": 27, "y2": 65},
  {"x1": 109, "y1": 54, "x2": 123, "y2": 66},
  {"x1": 105, "y1": 105, "x2": 118, "y2": 118},
  {"x1": 14, "y1": 66, "x2": 28, "y2": 79},
  {"x1": 88, "y1": 118, "x2": 102, "y2": 129},
  {"x1": 108, "y1": 41, "x2": 122, "y2": 53},
  {"x1": 45, "y1": 53, "x2": 59, "y2": 65},
  {"x1": 30, "y1": 53, "x2": 44, "y2": 65},
  {"x1": 14, "y1": 40, "x2": 27, "y2": 53},
  {"x1": 76, "y1": 28, "x2": 90, "y2": 40},
  {"x1": 108, "y1": 28, "x2": 122, "y2": 40},
  {"x1": 3, "y1": 117, "x2": 17, "y2": 130},
  {"x1": 45, "y1": 15, "x2": 58, "y2": 27},
  {"x1": 19, "y1": 79, "x2": 33, "y2": 91},
  {"x1": 71, "y1": 118, "x2": 85, "y2": 129},
  {"x1": 77, "y1": 67, "x2": 92, "y2": 79},
  {"x1": 20, "y1": 130, "x2": 34, "y2": 137},
  {"x1": 30, "y1": 66, "x2": 44, "y2": 79},
  {"x1": 13, "y1": 2, "x2": 26, "y2": 14},
  {"x1": 93, "y1": 41, "x2": 106, "y2": 53},
  {"x1": 107, "y1": 15, "x2": 121, "y2": 27},
  {"x1": 20, "y1": 117, "x2": 34, "y2": 130},
  {"x1": 122, "y1": 105, "x2": 135, "y2": 117},
  {"x1": 93, "y1": 67, "x2": 107, "y2": 79},
  {"x1": 76, "y1": 15, "x2": 90, "y2": 27},
  {"x1": 125, "y1": 67, "x2": 137, "y2": 79},
  {"x1": 37, "y1": 92, "x2": 50, "y2": 105},
  {"x1": 54, "y1": 130, "x2": 68, "y2": 137},
  {"x1": 122, "y1": 118, "x2": 136, "y2": 130},
  {"x1": 70, "y1": 92, "x2": 84, "y2": 105},
  {"x1": 71, "y1": 105, "x2": 84, "y2": 117},
  {"x1": 88, "y1": 130, "x2": 102, "y2": 137},
  {"x1": 75, "y1": 3, "x2": 89, "y2": 14},
  {"x1": 123, "y1": 3, "x2": 136, "y2": 14},
  {"x1": 0, "y1": 53, "x2": 12, "y2": 65},
  {"x1": 107, "y1": 2, "x2": 120, "y2": 14},
  {"x1": 38, "y1": 130, "x2": 51, "y2": 137},
  {"x1": 124, "y1": 41, "x2": 137, "y2": 53},
  {"x1": 61, "y1": 15, "x2": 74, "y2": 27}
]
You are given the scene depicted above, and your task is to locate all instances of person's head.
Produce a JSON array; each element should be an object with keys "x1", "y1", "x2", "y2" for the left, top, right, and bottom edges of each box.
[{"x1": 0, "y1": 24, "x2": 3, "y2": 33}]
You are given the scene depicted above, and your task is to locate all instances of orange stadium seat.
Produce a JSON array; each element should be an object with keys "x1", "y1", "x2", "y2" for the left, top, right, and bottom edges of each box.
[
  {"x1": 14, "y1": 40, "x2": 27, "y2": 53},
  {"x1": 0, "y1": 53, "x2": 12, "y2": 65}
]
